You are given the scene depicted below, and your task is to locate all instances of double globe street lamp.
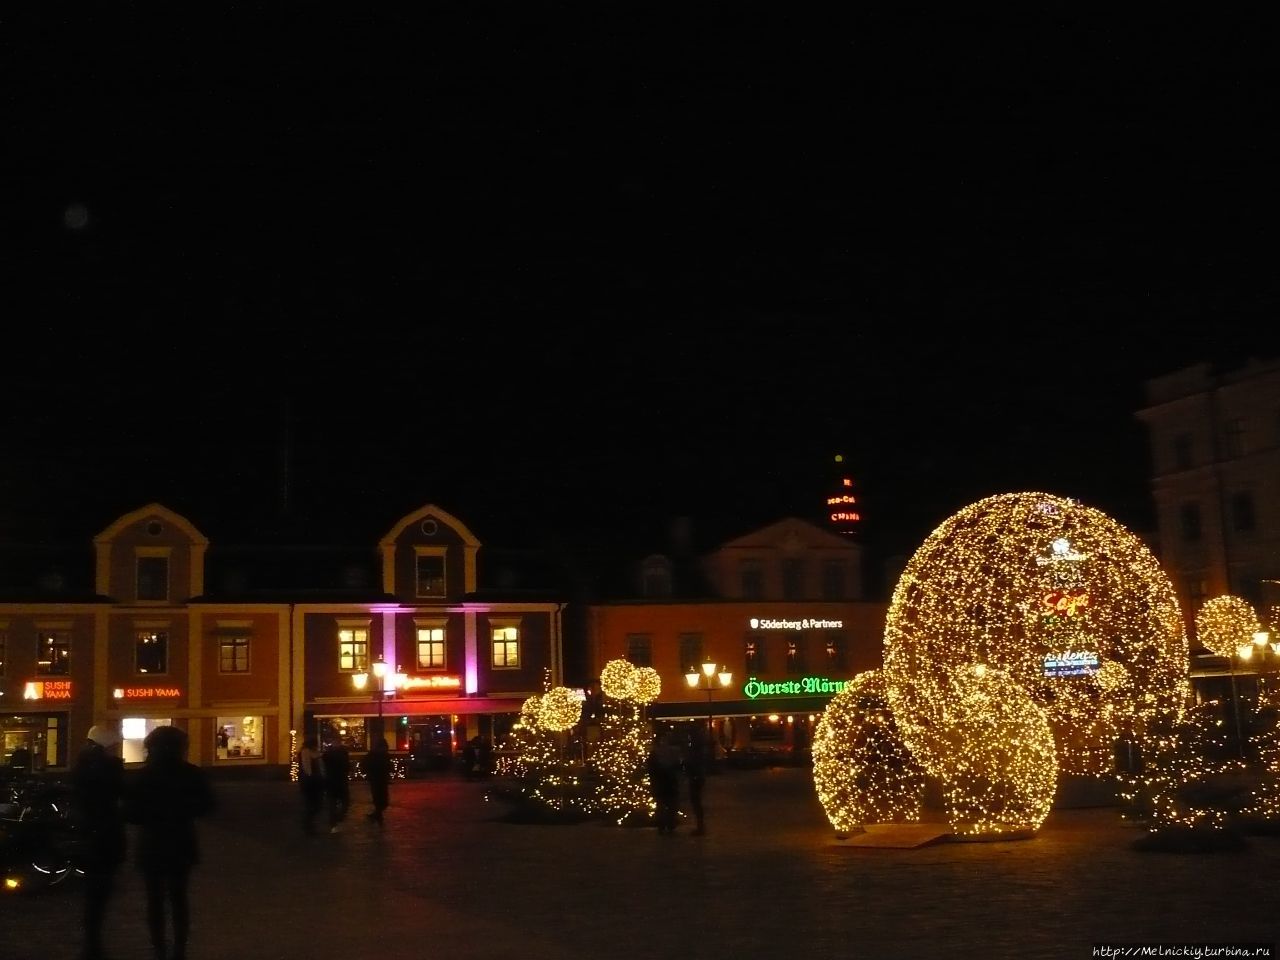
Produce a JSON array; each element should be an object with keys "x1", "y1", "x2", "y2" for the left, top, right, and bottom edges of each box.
[
  {"x1": 352, "y1": 656, "x2": 407, "y2": 745},
  {"x1": 686, "y1": 658, "x2": 732, "y2": 744}
]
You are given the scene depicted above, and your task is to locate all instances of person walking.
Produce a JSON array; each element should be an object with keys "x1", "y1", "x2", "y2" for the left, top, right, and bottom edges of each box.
[
  {"x1": 682, "y1": 724, "x2": 709, "y2": 836},
  {"x1": 322, "y1": 738, "x2": 351, "y2": 833},
  {"x1": 647, "y1": 729, "x2": 682, "y2": 835},
  {"x1": 123, "y1": 725, "x2": 215, "y2": 960},
  {"x1": 71, "y1": 723, "x2": 127, "y2": 960},
  {"x1": 363, "y1": 736, "x2": 391, "y2": 826},
  {"x1": 297, "y1": 735, "x2": 325, "y2": 836}
]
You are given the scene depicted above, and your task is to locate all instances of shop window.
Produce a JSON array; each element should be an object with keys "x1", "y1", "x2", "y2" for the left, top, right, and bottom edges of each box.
[
  {"x1": 121, "y1": 717, "x2": 172, "y2": 765},
  {"x1": 678, "y1": 633, "x2": 704, "y2": 673},
  {"x1": 338, "y1": 623, "x2": 370, "y2": 673},
  {"x1": 416, "y1": 623, "x2": 446, "y2": 670},
  {"x1": 821, "y1": 561, "x2": 845, "y2": 601},
  {"x1": 740, "y1": 561, "x2": 764, "y2": 600},
  {"x1": 491, "y1": 622, "x2": 520, "y2": 669},
  {"x1": 1231, "y1": 491, "x2": 1256, "y2": 532},
  {"x1": 1180, "y1": 502, "x2": 1202, "y2": 542},
  {"x1": 625, "y1": 633, "x2": 652, "y2": 666},
  {"x1": 136, "y1": 555, "x2": 169, "y2": 602},
  {"x1": 135, "y1": 631, "x2": 169, "y2": 675},
  {"x1": 219, "y1": 635, "x2": 250, "y2": 673},
  {"x1": 215, "y1": 716, "x2": 263, "y2": 759},
  {"x1": 36, "y1": 631, "x2": 70, "y2": 676},
  {"x1": 782, "y1": 559, "x2": 805, "y2": 600},
  {"x1": 415, "y1": 549, "x2": 447, "y2": 598}
]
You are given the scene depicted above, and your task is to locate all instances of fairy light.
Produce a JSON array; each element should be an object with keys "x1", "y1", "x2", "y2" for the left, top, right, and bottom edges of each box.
[
  {"x1": 883, "y1": 492, "x2": 1189, "y2": 784},
  {"x1": 1194, "y1": 595, "x2": 1260, "y2": 658},
  {"x1": 599, "y1": 658, "x2": 638, "y2": 700},
  {"x1": 540, "y1": 687, "x2": 584, "y2": 732},
  {"x1": 810, "y1": 669, "x2": 925, "y2": 837},
  {"x1": 632, "y1": 667, "x2": 661, "y2": 705}
]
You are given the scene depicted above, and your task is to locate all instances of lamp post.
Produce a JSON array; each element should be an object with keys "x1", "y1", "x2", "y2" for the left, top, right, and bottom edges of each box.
[
  {"x1": 685, "y1": 659, "x2": 732, "y2": 746},
  {"x1": 352, "y1": 657, "x2": 405, "y2": 748}
]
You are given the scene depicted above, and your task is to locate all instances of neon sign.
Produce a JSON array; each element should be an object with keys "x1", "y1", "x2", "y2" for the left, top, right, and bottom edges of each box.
[
  {"x1": 24, "y1": 680, "x2": 72, "y2": 701},
  {"x1": 748, "y1": 617, "x2": 844, "y2": 631},
  {"x1": 743, "y1": 676, "x2": 848, "y2": 699},
  {"x1": 1043, "y1": 590, "x2": 1089, "y2": 617},
  {"x1": 114, "y1": 686, "x2": 182, "y2": 699},
  {"x1": 1042, "y1": 651, "x2": 1099, "y2": 677},
  {"x1": 401, "y1": 675, "x2": 462, "y2": 691}
]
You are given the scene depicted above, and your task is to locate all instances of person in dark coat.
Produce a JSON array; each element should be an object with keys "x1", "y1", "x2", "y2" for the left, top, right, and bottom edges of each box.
[
  {"x1": 322, "y1": 739, "x2": 351, "y2": 833},
  {"x1": 682, "y1": 724, "x2": 709, "y2": 836},
  {"x1": 71, "y1": 724, "x2": 127, "y2": 960},
  {"x1": 297, "y1": 735, "x2": 326, "y2": 836},
  {"x1": 123, "y1": 725, "x2": 215, "y2": 960},
  {"x1": 647, "y1": 730, "x2": 682, "y2": 835},
  {"x1": 363, "y1": 737, "x2": 392, "y2": 826}
]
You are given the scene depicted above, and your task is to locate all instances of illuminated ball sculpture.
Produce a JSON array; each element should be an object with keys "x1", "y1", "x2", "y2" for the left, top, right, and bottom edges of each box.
[
  {"x1": 811, "y1": 670, "x2": 926, "y2": 836},
  {"x1": 1194, "y1": 595, "x2": 1259, "y2": 658},
  {"x1": 934, "y1": 666, "x2": 1057, "y2": 836},
  {"x1": 540, "y1": 687, "x2": 584, "y2": 732},
  {"x1": 884, "y1": 492, "x2": 1189, "y2": 782},
  {"x1": 600, "y1": 659, "x2": 638, "y2": 700},
  {"x1": 632, "y1": 667, "x2": 661, "y2": 705}
]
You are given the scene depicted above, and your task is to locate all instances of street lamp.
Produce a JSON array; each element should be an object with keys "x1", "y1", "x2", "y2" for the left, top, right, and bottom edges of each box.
[
  {"x1": 352, "y1": 657, "x2": 405, "y2": 747},
  {"x1": 686, "y1": 659, "x2": 732, "y2": 744}
]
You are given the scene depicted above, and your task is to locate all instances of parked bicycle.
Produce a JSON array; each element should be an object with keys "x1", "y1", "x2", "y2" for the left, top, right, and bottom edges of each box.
[{"x1": 1, "y1": 776, "x2": 83, "y2": 895}]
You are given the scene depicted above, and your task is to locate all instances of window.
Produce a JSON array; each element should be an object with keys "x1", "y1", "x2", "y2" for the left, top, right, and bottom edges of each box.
[
  {"x1": 36, "y1": 631, "x2": 70, "y2": 676},
  {"x1": 1180, "y1": 502, "x2": 1202, "y2": 542},
  {"x1": 740, "y1": 561, "x2": 764, "y2": 600},
  {"x1": 416, "y1": 622, "x2": 446, "y2": 670},
  {"x1": 415, "y1": 549, "x2": 446, "y2": 598},
  {"x1": 136, "y1": 555, "x2": 169, "y2": 602},
  {"x1": 338, "y1": 623, "x2": 370, "y2": 673},
  {"x1": 787, "y1": 638, "x2": 804, "y2": 672},
  {"x1": 678, "y1": 633, "x2": 704, "y2": 673},
  {"x1": 1173, "y1": 433, "x2": 1193, "y2": 470},
  {"x1": 821, "y1": 561, "x2": 845, "y2": 601},
  {"x1": 1231, "y1": 492, "x2": 1256, "y2": 532},
  {"x1": 135, "y1": 631, "x2": 168, "y2": 675},
  {"x1": 491, "y1": 624, "x2": 520, "y2": 669},
  {"x1": 745, "y1": 635, "x2": 765, "y2": 672},
  {"x1": 1223, "y1": 418, "x2": 1244, "y2": 458},
  {"x1": 625, "y1": 633, "x2": 652, "y2": 667},
  {"x1": 825, "y1": 632, "x2": 848, "y2": 670},
  {"x1": 215, "y1": 715, "x2": 263, "y2": 759},
  {"x1": 782, "y1": 559, "x2": 805, "y2": 600},
  {"x1": 219, "y1": 635, "x2": 250, "y2": 673}
]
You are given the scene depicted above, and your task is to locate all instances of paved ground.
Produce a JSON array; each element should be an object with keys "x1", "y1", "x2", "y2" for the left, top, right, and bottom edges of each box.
[{"x1": 5, "y1": 767, "x2": 1279, "y2": 960}]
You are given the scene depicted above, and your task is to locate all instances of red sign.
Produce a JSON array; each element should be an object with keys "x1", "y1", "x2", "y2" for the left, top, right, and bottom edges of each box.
[
  {"x1": 23, "y1": 680, "x2": 73, "y2": 701},
  {"x1": 115, "y1": 686, "x2": 182, "y2": 699}
]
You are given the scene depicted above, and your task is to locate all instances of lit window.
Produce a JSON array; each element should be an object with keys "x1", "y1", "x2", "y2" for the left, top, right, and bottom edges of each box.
[
  {"x1": 214, "y1": 715, "x2": 263, "y2": 759},
  {"x1": 36, "y1": 631, "x2": 70, "y2": 676},
  {"x1": 787, "y1": 638, "x2": 804, "y2": 672},
  {"x1": 825, "y1": 632, "x2": 847, "y2": 669},
  {"x1": 492, "y1": 625, "x2": 520, "y2": 669},
  {"x1": 219, "y1": 635, "x2": 250, "y2": 673},
  {"x1": 136, "y1": 556, "x2": 169, "y2": 602},
  {"x1": 338, "y1": 625, "x2": 369, "y2": 672},
  {"x1": 745, "y1": 635, "x2": 765, "y2": 672},
  {"x1": 135, "y1": 631, "x2": 168, "y2": 675},
  {"x1": 416, "y1": 625, "x2": 446, "y2": 670}
]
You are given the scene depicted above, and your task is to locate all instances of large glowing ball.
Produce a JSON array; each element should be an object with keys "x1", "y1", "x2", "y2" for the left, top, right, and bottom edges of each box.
[
  {"x1": 521, "y1": 695, "x2": 543, "y2": 723},
  {"x1": 883, "y1": 492, "x2": 1189, "y2": 777},
  {"x1": 1195, "y1": 595, "x2": 1259, "y2": 658},
  {"x1": 599, "y1": 659, "x2": 637, "y2": 700},
  {"x1": 811, "y1": 670, "x2": 925, "y2": 836},
  {"x1": 934, "y1": 666, "x2": 1058, "y2": 837},
  {"x1": 540, "y1": 687, "x2": 584, "y2": 732},
  {"x1": 632, "y1": 667, "x2": 662, "y2": 704}
]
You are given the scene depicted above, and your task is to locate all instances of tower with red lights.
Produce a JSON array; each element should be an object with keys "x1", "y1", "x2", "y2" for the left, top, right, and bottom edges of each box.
[{"x1": 825, "y1": 454, "x2": 861, "y2": 538}]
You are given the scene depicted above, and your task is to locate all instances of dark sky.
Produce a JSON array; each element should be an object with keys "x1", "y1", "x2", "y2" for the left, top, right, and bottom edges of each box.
[{"x1": 5, "y1": 10, "x2": 1279, "y2": 577}]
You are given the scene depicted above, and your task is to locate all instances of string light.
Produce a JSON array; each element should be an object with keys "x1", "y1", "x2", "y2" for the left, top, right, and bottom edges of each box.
[
  {"x1": 1194, "y1": 595, "x2": 1259, "y2": 658},
  {"x1": 600, "y1": 658, "x2": 637, "y2": 700}
]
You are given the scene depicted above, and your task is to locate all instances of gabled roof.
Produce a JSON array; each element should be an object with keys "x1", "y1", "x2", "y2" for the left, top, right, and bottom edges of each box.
[{"x1": 93, "y1": 503, "x2": 209, "y2": 545}]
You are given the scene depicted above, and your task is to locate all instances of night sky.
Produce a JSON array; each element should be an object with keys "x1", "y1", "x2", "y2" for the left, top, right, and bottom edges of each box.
[{"x1": 5, "y1": 11, "x2": 1279, "y2": 581}]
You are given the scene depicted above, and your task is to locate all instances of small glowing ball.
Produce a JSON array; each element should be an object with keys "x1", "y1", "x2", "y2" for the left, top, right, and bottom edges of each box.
[
  {"x1": 521, "y1": 695, "x2": 543, "y2": 722},
  {"x1": 883, "y1": 492, "x2": 1189, "y2": 777},
  {"x1": 632, "y1": 667, "x2": 662, "y2": 704},
  {"x1": 540, "y1": 687, "x2": 583, "y2": 732},
  {"x1": 934, "y1": 666, "x2": 1058, "y2": 836},
  {"x1": 599, "y1": 659, "x2": 637, "y2": 700},
  {"x1": 1194, "y1": 595, "x2": 1259, "y2": 658},
  {"x1": 811, "y1": 670, "x2": 925, "y2": 835}
]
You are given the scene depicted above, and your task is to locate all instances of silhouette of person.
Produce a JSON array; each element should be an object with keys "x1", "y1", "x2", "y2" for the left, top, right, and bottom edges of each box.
[
  {"x1": 682, "y1": 724, "x2": 709, "y2": 836},
  {"x1": 297, "y1": 735, "x2": 326, "y2": 836},
  {"x1": 8, "y1": 743, "x2": 32, "y2": 775},
  {"x1": 71, "y1": 723, "x2": 127, "y2": 960},
  {"x1": 322, "y1": 739, "x2": 351, "y2": 833},
  {"x1": 123, "y1": 725, "x2": 215, "y2": 960},
  {"x1": 647, "y1": 730, "x2": 682, "y2": 834},
  {"x1": 363, "y1": 736, "x2": 392, "y2": 826}
]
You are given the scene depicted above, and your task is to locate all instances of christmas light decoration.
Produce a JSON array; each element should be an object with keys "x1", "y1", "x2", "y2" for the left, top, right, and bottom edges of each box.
[
  {"x1": 1194, "y1": 595, "x2": 1259, "y2": 657},
  {"x1": 810, "y1": 670, "x2": 925, "y2": 836},
  {"x1": 599, "y1": 659, "x2": 637, "y2": 700},
  {"x1": 883, "y1": 492, "x2": 1189, "y2": 782},
  {"x1": 540, "y1": 687, "x2": 584, "y2": 732},
  {"x1": 632, "y1": 667, "x2": 661, "y2": 705}
]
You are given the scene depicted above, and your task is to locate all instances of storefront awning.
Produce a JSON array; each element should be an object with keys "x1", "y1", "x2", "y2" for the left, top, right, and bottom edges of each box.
[
  {"x1": 310, "y1": 698, "x2": 528, "y2": 717},
  {"x1": 647, "y1": 697, "x2": 836, "y2": 720}
]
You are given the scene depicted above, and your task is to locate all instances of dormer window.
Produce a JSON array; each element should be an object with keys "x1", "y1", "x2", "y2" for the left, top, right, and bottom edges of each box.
[
  {"x1": 415, "y1": 547, "x2": 447, "y2": 599},
  {"x1": 136, "y1": 550, "x2": 170, "y2": 602},
  {"x1": 136, "y1": 630, "x2": 169, "y2": 675}
]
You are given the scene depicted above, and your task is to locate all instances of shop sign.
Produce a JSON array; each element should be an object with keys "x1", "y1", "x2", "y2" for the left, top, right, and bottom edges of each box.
[
  {"x1": 748, "y1": 617, "x2": 844, "y2": 631},
  {"x1": 113, "y1": 686, "x2": 182, "y2": 699},
  {"x1": 23, "y1": 680, "x2": 72, "y2": 701},
  {"x1": 401, "y1": 675, "x2": 462, "y2": 690},
  {"x1": 1042, "y1": 651, "x2": 1099, "y2": 677},
  {"x1": 743, "y1": 676, "x2": 848, "y2": 699}
]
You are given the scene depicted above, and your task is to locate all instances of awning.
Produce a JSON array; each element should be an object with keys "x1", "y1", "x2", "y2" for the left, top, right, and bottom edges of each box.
[
  {"x1": 310, "y1": 698, "x2": 528, "y2": 717},
  {"x1": 647, "y1": 697, "x2": 836, "y2": 720}
]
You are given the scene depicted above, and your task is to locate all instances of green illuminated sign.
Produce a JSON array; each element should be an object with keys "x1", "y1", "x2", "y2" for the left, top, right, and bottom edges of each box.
[{"x1": 742, "y1": 676, "x2": 848, "y2": 700}]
